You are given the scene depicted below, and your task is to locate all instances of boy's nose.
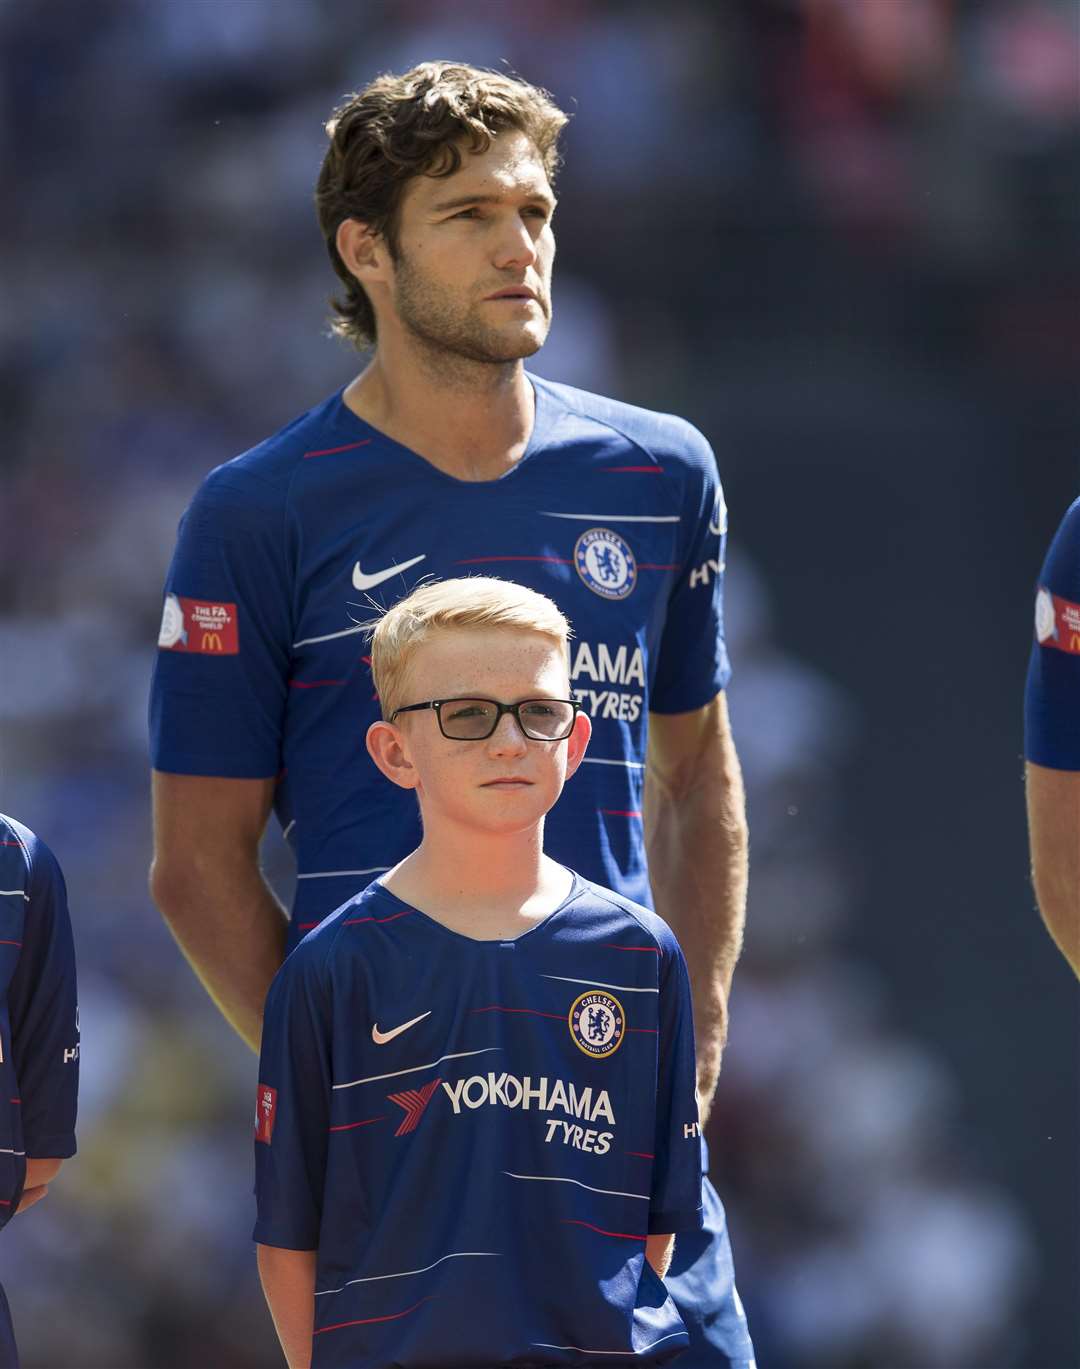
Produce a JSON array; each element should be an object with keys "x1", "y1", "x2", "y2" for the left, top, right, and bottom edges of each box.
[{"x1": 488, "y1": 712, "x2": 528, "y2": 751}]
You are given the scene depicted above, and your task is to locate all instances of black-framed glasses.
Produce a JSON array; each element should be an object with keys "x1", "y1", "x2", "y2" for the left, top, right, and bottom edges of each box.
[{"x1": 389, "y1": 696, "x2": 580, "y2": 741}]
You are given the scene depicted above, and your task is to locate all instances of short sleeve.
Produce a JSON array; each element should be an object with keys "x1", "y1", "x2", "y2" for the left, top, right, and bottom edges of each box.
[
  {"x1": 253, "y1": 938, "x2": 333, "y2": 1251},
  {"x1": 1025, "y1": 498, "x2": 1080, "y2": 770},
  {"x1": 648, "y1": 936, "x2": 703, "y2": 1234},
  {"x1": 650, "y1": 424, "x2": 731, "y2": 714},
  {"x1": 9, "y1": 835, "x2": 79, "y2": 1159},
  {"x1": 149, "y1": 463, "x2": 293, "y2": 778}
]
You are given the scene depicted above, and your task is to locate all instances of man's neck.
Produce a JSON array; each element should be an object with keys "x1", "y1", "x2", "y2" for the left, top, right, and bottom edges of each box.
[
  {"x1": 343, "y1": 343, "x2": 536, "y2": 482},
  {"x1": 382, "y1": 824, "x2": 571, "y2": 940}
]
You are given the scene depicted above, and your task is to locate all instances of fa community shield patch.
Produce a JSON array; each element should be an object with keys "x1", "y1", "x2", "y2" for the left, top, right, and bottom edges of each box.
[{"x1": 569, "y1": 990, "x2": 626, "y2": 1058}]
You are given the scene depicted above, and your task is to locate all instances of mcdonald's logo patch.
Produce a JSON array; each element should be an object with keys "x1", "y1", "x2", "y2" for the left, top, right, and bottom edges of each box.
[
  {"x1": 158, "y1": 594, "x2": 239, "y2": 654},
  {"x1": 1035, "y1": 586, "x2": 1080, "y2": 656}
]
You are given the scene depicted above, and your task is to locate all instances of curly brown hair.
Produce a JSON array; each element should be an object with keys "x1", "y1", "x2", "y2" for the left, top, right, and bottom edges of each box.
[{"x1": 315, "y1": 62, "x2": 569, "y2": 350}]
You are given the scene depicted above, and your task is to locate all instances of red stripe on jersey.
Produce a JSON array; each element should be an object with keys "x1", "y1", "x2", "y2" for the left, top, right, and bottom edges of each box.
[
  {"x1": 302, "y1": 440, "x2": 373, "y2": 459},
  {"x1": 344, "y1": 909, "x2": 413, "y2": 927},
  {"x1": 603, "y1": 466, "x2": 664, "y2": 473},
  {"x1": 626, "y1": 1151, "x2": 655, "y2": 1159},
  {"x1": 470, "y1": 1005, "x2": 564, "y2": 1020},
  {"x1": 0, "y1": 842, "x2": 26, "y2": 849},
  {"x1": 454, "y1": 556, "x2": 573, "y2": 566},
  {"x1": 602, "y1": 943, "x2": 659, "y2": 953},
  {"x1": 637, "y1": 563, "x2": 682, "y2": 571},
  {"x1": 289, "y1": 679, "x2": 346, "y2": 689},
  {"x1": 0, "y1": 941, "x2": 22, "y2": 949},
  {"x1": 562, "y1": 1218, "x2": 645, "y2": 1242},
  {"x1": 601, "y1": 811, "x2": 642, "y2": 819},
  {"x1": 315, "y1": 1295, "x2": 436, "y2": 1334},
  {"x1": 628, "y1": 1027, "x2": 659, "y2": 1034},
  {"x1": 8, "y1": 1100, "x2": 19, "y2": 1105},
  {"x1": 0, "y1": 1201, "x2": 10, "y2": 1207},
  {"x1": 329, "y1": 1115, "x2": 387, "y2": 1133}
]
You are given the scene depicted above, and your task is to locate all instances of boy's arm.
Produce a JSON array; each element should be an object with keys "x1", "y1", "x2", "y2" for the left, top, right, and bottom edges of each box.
[
  {"x1": 258, "y1": 1244, "x2": 316, "y2": 1369},
  {"x1": 645, "y1": 1233, "x2": 675, "y2": 1279}
]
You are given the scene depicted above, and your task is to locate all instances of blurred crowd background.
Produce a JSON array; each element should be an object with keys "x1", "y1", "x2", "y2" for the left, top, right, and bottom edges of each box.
[{"x1": 1, "y1": 1, "x2": 1078, "y2": 1365}]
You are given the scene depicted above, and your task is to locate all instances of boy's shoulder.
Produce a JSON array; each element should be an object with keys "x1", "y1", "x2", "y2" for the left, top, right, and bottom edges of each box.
[{"x1": 568, "y1": 874, "x2": 684, "y2": 959}]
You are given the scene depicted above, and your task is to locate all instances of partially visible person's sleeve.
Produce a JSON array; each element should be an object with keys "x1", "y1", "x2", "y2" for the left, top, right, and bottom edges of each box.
[
  {"x1": 649, "y1": 422, "x2": 731, "y2": 714},
  {"x1": 9, "y1": 834, "x2": 78, "y2": 1159},
  {"x1": 253, "y1": 936, "x2": 333, "y2": 1251},
  {"x1": 1025, "y1": 498, "x2": 1080, "y2": 769},
  {"x1": 150, "y1": 462, "x2": 293, "y2": 778},
  {"x1": 648, "y1": 930, "x2": 704, "y2": 1234}
]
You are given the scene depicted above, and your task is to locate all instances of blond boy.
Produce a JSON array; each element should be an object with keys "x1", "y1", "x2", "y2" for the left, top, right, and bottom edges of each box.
[{"x1": 254, "y1": 579, "x2": 703, "y2": 1368}]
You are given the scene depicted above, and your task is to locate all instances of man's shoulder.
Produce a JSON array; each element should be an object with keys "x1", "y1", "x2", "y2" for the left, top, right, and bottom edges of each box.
[
  {"x1": 531, "y1": 375, "x2": 714, "y2": 470},
  {"x1": 194, "y1": 391, "x2": 349, "y2": 509},
  {"x1": 0, "y1": 814, "x2": 59, "y2": 894}
]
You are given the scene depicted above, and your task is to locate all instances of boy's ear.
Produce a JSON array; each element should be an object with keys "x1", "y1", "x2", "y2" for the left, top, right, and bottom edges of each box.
[
  {"x1": 563, "y1": 709, "x2": 592, "y2": 781},
  {"x1": 366, "y1": 720, "x2": 419, "y2": 790}
]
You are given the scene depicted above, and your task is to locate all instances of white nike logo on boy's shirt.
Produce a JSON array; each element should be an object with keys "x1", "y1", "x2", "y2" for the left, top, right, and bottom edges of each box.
[
  {"x1": 371, "y1": 1011, "x2": 431, "y2": 1045},
  {"x1": 353, "y1": 555, "x2": 426, "y2": 590}
]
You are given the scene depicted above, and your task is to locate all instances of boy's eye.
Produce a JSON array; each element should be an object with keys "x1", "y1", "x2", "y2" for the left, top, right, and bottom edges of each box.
[{"x1": 444, "y1": 701, "x2": 493, "y2": 721}]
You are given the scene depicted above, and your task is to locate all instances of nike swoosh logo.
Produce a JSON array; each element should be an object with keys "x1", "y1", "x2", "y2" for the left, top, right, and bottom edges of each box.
[
  {"x1": 372, "y1": 1011, "x2": 431, "y2": 1045},
  {"x1": 353, "y1": 555, "x2": 426, "y2": 591}
]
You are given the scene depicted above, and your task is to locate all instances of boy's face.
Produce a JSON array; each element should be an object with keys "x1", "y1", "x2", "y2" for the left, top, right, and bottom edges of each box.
[{"x1": 367, "y1": 626, "x2": 590, "y2": 838}]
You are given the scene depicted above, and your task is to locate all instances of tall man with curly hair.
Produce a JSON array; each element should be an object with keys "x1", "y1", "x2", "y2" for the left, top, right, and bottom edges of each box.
[{"x1": 150, "y1": 61, "x2": 754, "y2": 1366}]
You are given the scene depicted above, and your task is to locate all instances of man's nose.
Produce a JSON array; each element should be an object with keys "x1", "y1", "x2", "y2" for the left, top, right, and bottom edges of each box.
[{"x1": 492, "y1": 214, "x2": 539, "y2": 271}]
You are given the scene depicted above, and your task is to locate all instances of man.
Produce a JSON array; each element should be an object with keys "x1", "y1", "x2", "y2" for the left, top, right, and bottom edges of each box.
[
  {"x1": 1025, "y1": 497, "x2": 1080, "y2": 975},
  {"x1": 150, "y1": 62, "x2": 753, "y2": 1365}
]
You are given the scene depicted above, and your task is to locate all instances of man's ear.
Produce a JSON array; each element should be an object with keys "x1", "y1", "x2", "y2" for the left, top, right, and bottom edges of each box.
[
  {"x1": 366, "y1": 720, "x2": 418, "y2": 790},
  {"x1": 336, "y1": 218, "x2": 393, "y2": 289},
  {"x1": 563, "y1": 709, "x2": 592, "y2": 781}
]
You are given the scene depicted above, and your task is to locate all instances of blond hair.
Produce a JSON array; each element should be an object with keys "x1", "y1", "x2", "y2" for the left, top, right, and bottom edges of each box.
[{"x1": 370, "y1": 577, "x2": 572, "y2": 719}]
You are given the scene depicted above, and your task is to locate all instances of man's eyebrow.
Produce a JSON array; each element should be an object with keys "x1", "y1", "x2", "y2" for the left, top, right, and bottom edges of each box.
[{"x1": 428, "y1": 190, "x2": 556, "y2": 213}]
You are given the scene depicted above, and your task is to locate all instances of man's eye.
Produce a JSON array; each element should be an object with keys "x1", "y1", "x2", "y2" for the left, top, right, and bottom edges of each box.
[{"x1": 453, "y1": 208, "x2": 480, "y2": 219}]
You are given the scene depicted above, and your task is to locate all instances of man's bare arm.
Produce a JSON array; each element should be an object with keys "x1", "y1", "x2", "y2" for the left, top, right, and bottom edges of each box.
[
  {"x1": 645, "y1": 694, "x2": 748, "y2": 1123},
  {"x1": 645, "y1": 1233, "x2": 675, "y2": 1279},
  {"x1": 1025, "y1": 762, "x2": 1080, "y2": 976},
  {"x1": 150, "y1": 771, "x2": 289, "y2": 1052},
  {"x1": 257, "y1": 1245, "x2": 316, "y2": 1369}
]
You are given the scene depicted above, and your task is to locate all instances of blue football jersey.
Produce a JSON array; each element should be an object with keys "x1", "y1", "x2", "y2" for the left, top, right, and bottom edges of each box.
[
  {"x1": 0, "y1": 817, "x2": 80, "y2": 1364},
  {"x1": 1025, "y1": 498, "x2": 1080, "y2": 769},
  {"x1": 149, "y1": 375, "x2": 729, "y2": 939},
  {"x1": 254, "y1": 875, "x2": 703, "y2": 1368}
]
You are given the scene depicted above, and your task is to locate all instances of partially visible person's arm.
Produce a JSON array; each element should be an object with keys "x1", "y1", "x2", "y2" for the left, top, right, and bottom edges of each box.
[
  {"x1": 1025, "y1": 762, "x2": 1080, "y2": 976},
  {"x1": 150, "y1": 772, "x2": 288, "y2": 1052},
  {"x1": 16, "y1": 1158, "x2": 63, "y2": 1214},
  {"x1": 257, "y1": 1245, "x2": 316, "y2": 1369},
  {"x1": 645, "y1": 1233, "x2": 675, "y2": 1279},
  {"x1": 645, "y1": 693, "x2": 748, "y2": 1123}
]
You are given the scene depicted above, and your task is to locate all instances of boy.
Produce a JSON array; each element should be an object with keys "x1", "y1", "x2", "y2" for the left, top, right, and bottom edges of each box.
[
  {"x1": 0, "y1": 815, "x2": 80, "y2": 1368},
  {"x1": 254, "y1": 579, "x2": 704, "y2": 1368}
]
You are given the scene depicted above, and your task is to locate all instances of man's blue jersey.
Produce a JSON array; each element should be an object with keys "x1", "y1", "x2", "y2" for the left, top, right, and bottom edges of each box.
[
  {"x1": 149, "y1": 376, "x2": 729, "y2": 940},
  {"x1": 255, "y1": 875, "x2": 703, "y2": 1368},
  {"x1": 0, "y1": 817, "x2": 80, "y2": 1366},
  {"x1": 1026, "y1": 498, "x2": 1080, "y2": 769}
]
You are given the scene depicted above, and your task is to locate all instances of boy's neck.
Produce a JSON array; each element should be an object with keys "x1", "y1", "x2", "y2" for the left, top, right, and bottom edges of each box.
[{"x1": 382, "y1": 823, "x2": 572, "y2": 941}]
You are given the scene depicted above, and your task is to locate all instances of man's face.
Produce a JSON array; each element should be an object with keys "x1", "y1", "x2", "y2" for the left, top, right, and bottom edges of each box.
[
  {"x1": 385, "y1": 626, "x2": 589, "y2": 837},
  {"x1": 387, "y1": 130, "x2": 556, "y2": 364}
]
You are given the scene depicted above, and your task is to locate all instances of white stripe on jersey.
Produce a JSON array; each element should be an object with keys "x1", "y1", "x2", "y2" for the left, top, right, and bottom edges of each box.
[
  {"x1": 531, "y1": 1332, "x2": 688, "y2": 1355},
  {"x1": 503, "y1": 1171, "x2": 649, "y2": 1201},
  {"x1": 292, "y1": 623, "x2": 369, "y2": 648},
  {"x1": 539, "y1": 512, "x2": 681, "y2": 523},
  {"x1": 281, "y1": 820, "x2": 296, "y2": 840},
  {"x1": 541, "y1": 975, "x2": 658, "y2": 994},
  {"x1": 0, "y1": 891, "x2": 29, "y2": 901},
  {"x1": 580, "y1": 758, "x2": 645, "y2": 769},
  {"x1": 315, "y1": 1250, "x2": 501, "y2": 1295},
  {"x1": 333, "y1": 1047, "x2": 502, "y2": 1090},
  {"x1": 297, "y1": 866, "x2": 390, "y2": 880},
  {"x1": 0, "y1": 1148, "x2": 26, "y2": 1157}
]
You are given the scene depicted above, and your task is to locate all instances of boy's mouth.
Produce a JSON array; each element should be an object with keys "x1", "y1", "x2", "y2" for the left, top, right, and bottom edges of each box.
[{"x1": 481, "y1": 777, "x2": 533, "y2": 787}]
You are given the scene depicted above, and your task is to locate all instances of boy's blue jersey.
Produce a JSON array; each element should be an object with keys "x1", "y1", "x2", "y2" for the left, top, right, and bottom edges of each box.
[
  {"x1": 149, "y1": 375, "x2": 729, "y2": 942},
  {"x1": 1026, "y1": 498, "x2": 1080, "y2": 769},
  {"x1": 254, "y1": 875, "x2": 703, "y2": 1368},
  {"x1": 0, "y1": 817, "x2": 79, "y2": 1365}
]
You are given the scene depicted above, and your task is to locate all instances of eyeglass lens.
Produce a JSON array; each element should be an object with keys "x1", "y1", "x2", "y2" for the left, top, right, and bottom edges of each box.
[{"x1": 438, "y1": 698, "x2": 576, "y2": 740}]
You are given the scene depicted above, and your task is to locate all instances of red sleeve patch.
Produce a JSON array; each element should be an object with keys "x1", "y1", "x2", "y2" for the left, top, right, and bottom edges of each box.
[
  {"x1": 1035, "y1": 587, "x2": 1080, "y2": 655},
  {"x1": 255, "y1": 1084, "x2": 277, "y2": 1144},
  {"x1": 158, "y1": 594, "x2": 239, "y2": 654}
]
